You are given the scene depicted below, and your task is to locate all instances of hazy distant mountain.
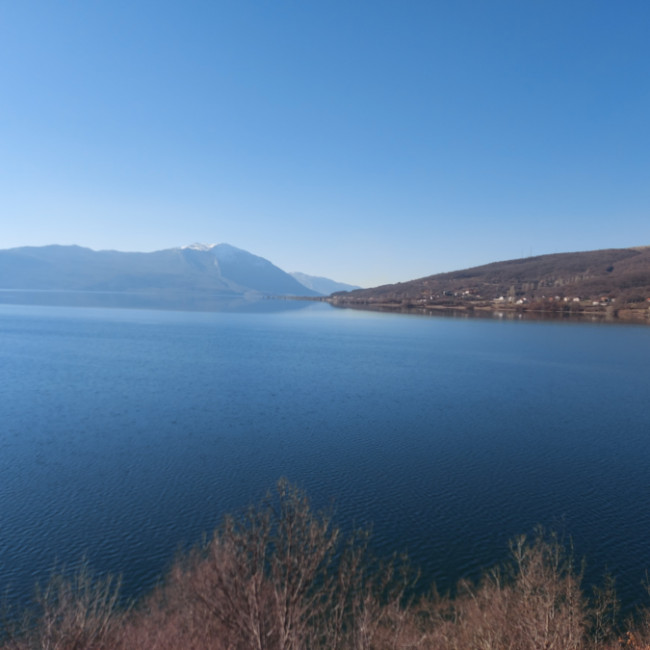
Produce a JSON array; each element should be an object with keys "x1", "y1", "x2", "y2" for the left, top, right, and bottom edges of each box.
[
  {"x1": 290, "y1": 272, "x2": 361, "y2": 296},
  {"x1": 331, "y1": 247, "x2": 650, "y2": 310},
  {"x1": 0, "y1": 243, "x2": 320, "y2": 298}
]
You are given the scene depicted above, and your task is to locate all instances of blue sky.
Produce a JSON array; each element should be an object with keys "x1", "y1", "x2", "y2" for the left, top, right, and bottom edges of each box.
[{"x1": 2, "y1": 1, "x2": 649, "y2": 287}]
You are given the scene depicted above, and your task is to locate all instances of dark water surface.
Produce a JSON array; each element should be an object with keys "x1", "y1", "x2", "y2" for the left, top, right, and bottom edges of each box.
[{"x1": 1, "y1": 302, "x2": 650, "y2": 612}]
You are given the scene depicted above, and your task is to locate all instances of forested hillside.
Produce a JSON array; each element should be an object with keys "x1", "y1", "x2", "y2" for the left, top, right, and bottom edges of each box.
[{"x1": 330, "y1": 247, "x2": 650, "y2": 318}]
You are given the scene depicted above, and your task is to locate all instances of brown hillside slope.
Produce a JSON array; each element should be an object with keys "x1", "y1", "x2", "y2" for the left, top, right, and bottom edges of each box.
[{"x1": 330, "y1": 247, "x2": 650, "y2": 317}]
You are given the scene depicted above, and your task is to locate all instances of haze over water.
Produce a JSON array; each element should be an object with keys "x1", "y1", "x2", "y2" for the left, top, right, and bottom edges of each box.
[{"x1": 1, "y1": 301, "x2": 650, "y2": 614}]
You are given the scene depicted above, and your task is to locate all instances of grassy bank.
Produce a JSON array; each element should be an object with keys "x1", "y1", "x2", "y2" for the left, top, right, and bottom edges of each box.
[{"x1": 2, "y1": 480, "x2": 650, "y2": 649}]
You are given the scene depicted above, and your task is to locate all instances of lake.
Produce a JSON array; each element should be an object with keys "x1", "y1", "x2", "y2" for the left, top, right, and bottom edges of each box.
[{"x1": 1, "y1": 300, "x2": 650, "y2": 614}]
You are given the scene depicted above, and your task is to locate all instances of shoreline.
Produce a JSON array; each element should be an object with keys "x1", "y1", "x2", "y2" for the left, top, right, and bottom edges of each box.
[{"x1": 320, "y1": 297, "x2": 650, "y2": 323}]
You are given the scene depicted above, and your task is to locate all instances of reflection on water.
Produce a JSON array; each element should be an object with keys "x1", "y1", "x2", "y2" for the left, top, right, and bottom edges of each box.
[
  {"x1": 0, "y1": 290, "x2": 314, "y2": 313},
  {"x1": 330, "y1": 302, "x2": 645, "y2": 325}
]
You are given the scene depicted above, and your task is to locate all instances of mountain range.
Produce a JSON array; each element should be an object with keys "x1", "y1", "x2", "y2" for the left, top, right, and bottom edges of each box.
[
  {"x1": 0, "y1": 243, "x2": 355, "y2": 302},
  {"x1": 4, "y1": 243, "x2": 649, "y2": 317}
]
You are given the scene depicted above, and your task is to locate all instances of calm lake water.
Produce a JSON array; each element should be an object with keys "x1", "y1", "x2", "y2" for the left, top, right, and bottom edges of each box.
[{"x1": 1, "y1": 301, "x2": 650, "y2": 613}]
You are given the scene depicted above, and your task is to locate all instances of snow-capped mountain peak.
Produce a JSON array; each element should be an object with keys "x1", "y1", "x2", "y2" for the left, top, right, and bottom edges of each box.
[{"x1": 181, "y1": 243, "x2": 217, "y2": 251}]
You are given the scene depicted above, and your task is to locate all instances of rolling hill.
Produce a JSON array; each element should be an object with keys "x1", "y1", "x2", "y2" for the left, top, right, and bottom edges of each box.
[{"x1": 330, "y1": 247, "x2": 650, "y2": 317}]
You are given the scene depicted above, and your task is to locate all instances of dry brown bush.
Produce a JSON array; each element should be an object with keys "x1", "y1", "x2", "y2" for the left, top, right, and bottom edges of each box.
[
  {"x1": 412, "y1": 530, "x2": 625, "y2": 650},
  {"x1": 1, "y1": 564, "x2": 124, "y2": 650},
  {"x1": 4, "y1": 484, "x2": 650, "y2": 650},
  {"x1": 132, "y1": 478, "x2": 415, "y2": 650}
]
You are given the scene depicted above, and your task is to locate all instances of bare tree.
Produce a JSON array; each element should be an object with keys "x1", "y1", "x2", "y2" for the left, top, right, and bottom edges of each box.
[{"x1": 6, "y1": 564, "x2": 124, "y2": 650}]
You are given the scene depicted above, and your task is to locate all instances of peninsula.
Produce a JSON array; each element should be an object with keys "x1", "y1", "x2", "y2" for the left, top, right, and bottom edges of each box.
[{"x1": 327, "y1": 246, "x2": 650, "y2": 321}]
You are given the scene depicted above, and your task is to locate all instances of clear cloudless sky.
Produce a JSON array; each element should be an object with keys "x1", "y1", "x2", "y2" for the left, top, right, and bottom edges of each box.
[{"x1": 1, "y1": 1, "x2": 649, "y2": 287}]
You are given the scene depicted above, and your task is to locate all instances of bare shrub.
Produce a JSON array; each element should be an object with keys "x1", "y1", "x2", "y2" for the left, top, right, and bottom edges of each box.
[
  {"x1": 154, "y1": 478, "x2": 415, "y2": 650},
  {"x1": 2, "y1": 485, "x2": 643, "y2": 650},
  {"x1": 590, "y1": 574, "x2": 620, "y2": 649},
  {"x1": 417, "y1": 530, "x2": 595, "y2": 650},
  {"x1": 617, "y1": 582, "x2": 650, "y2": 650},
  {"x1": 5, "y1": 563, "x2": 124, "y2": 650}
]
